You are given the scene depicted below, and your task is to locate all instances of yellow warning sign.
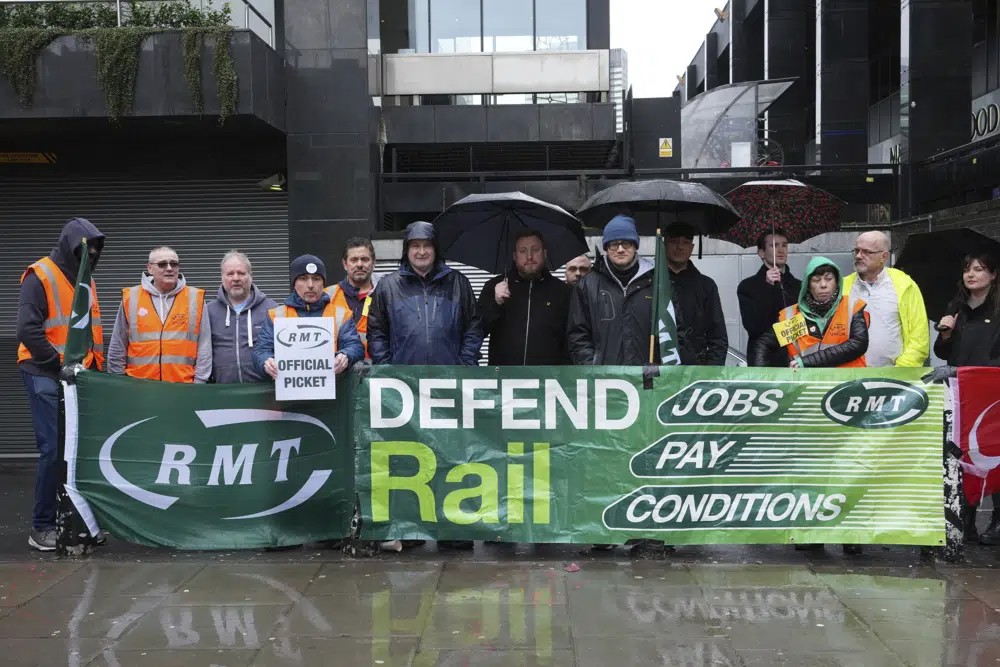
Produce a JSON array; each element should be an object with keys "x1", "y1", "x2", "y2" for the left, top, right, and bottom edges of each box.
[
  {"x1": 773, "y1": 313, "x2": 808, "y2": 347},
  {"x1": 0, "y1": 152, "x2": 57, "y2": 164},
  {"x1": 658, "y1": 138, "x2": 673, "y2": 158}
]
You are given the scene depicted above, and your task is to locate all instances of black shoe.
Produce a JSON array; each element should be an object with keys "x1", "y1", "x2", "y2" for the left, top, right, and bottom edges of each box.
[
  {"x1": 400, "y1": 539, "x2": 427, "y2": 548},
  {"x1": 629, "y1": 540, "x2": 674, "y2": 559},
  {"x1": 794, "y1": 543, "x2": 824, "y2": 551},
  {"x1": 979, "y1": 518, "x2": 1000, "y2": 545},
  {"x1": 438, "y1": 540, "x2": 474, "y2": 550},
  {"x1": 963, "y1": 507, "x2": 980, "y2": 543},
  {"x1": 842, "y1": 544, "x2": 863, "y2": 555}
]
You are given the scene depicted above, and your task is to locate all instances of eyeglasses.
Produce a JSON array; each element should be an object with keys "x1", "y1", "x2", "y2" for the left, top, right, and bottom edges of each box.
[
  {"x1": 852, "y1": 248, "x2": 884, "y2": 257},
  {"x1": 608, "y1": 241, "x2": 635, "y2": 251},
  {"x1": 154, "y1": 260, "x2": 180, "y2": 269}
]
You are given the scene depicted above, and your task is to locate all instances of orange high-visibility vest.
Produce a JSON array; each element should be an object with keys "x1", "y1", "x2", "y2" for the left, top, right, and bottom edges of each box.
[
  {"x1": 17, "y1": 256, "x2": 104, "y2": 370},
  {"x1": 324, "y1": 284, "x2": 373, "y2": 359},
  {"x1": 779, "y1": 297, "x2": 869, "y2": 368},
  {"x1": 122, "y1": 285, "x2": 205, "y2": 383},
  {"x1": 267, "y1": 302, "x2": 351, "y2": 348}
]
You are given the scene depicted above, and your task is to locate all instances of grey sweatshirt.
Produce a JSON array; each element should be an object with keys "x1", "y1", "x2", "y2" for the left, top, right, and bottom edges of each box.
[
  {"x1": 204, "y1": 283, "x2": 277, "y2": 383},
  {"x1": 106, "y1": 273, "x2": 212, "y2": 382}
]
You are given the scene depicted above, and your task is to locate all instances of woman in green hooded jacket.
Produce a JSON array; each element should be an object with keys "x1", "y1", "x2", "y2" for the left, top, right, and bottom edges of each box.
[{"x1": 752, "y1": 256, "x2": 870, "y2": 368}]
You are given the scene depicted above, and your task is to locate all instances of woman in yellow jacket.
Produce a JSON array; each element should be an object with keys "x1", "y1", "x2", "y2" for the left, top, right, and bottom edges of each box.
[{"x1": 752, "y1": 256, "x2": 870, "y2": 368}]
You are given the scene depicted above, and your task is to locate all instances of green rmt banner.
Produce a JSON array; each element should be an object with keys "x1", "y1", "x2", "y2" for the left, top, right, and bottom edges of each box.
[{"x1": 65, "y1": 366, "x2": 944, "y2": 549}]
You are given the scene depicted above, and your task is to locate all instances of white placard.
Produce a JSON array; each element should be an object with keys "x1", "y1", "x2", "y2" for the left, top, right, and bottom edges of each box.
[{"x1": 273, "y1": 317, "x2": 337, "y2": 401}]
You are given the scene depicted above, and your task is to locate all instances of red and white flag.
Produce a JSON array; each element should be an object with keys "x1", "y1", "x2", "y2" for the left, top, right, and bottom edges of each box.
[{"x1": 954, "y1": 367, "x2": 1000, "y2": 505}]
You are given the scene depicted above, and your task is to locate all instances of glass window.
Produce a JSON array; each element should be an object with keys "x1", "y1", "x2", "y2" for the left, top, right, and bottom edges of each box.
[
  {"x1": 536, "y1": 0, "x2": 586, "y2": 51},
  {"x1": 412, "y1": 0, "x2": 429, "y2": 52},
  {"x1": 430, "y1": 0, "x2": 481, "y2": 53},
  {"x1": 536, "y1": 93, "x2": 582, "y2": 104},
  {"x1": 483, "y1": 0, "x2": 533, "y2": 52}
]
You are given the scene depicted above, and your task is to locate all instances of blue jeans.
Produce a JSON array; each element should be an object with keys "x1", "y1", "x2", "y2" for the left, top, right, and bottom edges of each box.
[{"x1": 20, "y1": 369, "x2": 59, "y2": 531}]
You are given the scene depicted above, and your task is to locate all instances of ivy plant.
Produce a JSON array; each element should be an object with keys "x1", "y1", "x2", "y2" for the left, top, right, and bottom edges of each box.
[{"x1": 0, "y1": 0, "x2": 238, "y2": 123}]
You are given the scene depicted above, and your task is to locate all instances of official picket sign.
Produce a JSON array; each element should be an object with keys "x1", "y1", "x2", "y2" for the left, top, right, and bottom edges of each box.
[
  {"x1": 772, "y1": 313, "x2": 808, "y2": 347},
  {"x1": 65, "y1": 365, "x2": 947, "y2": 550},
  {"x1": 273, "y1": 317, "x2": 336, "y2": 400}
]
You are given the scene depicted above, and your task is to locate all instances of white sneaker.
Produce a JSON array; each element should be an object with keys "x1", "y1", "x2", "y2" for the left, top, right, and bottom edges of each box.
[{"x1": 28, "y1": 528, "x2": 56, "y2": 552}]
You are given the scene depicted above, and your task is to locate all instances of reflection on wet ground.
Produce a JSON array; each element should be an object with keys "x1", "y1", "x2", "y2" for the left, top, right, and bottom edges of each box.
[{"x1": 1, "y1": 556, "x2": 1000, "y2": 666}]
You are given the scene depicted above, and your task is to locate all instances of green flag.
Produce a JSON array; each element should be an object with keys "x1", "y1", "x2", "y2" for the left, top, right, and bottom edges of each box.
[
  {"x1": 651, "y1": 231, "x2": 682, "y2": 365},
  {"x1": 64, "y1": 238, "x2": 95, "y2": 368}
]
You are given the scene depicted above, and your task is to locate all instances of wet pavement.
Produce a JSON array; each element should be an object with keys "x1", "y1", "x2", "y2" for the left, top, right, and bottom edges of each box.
[{"x1": 2, "y1": 466, "x2": 1000, "y2": 665}]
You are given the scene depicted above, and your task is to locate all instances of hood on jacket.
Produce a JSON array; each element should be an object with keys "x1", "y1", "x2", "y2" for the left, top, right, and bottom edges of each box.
[
  {"x1": 141, "y1": 271, "x2": 188, "y2": 297},
  {"x1": 283, "y1": 290, "x2": 331, "y2": 312},
  {"x1": 400, "y1": 220, "x2": 444, "y2": 267},
  {"x1": 799, "y1": 256, "x2": 843, "y2": 332},
  {"x1": 51, "y1": 217, "x2": 105, "y2": 280},
  {"x1": 596, "y1": 253, "x2": 654, "y2": 288}
]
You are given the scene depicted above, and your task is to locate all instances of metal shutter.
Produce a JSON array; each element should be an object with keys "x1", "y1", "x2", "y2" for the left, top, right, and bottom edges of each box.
[
  {"x1": 0, "y1": 178, "x2": 288, "y2": 457},
  {"x1": 373, "y1": 260, "x2": 568, "y2": 365}
]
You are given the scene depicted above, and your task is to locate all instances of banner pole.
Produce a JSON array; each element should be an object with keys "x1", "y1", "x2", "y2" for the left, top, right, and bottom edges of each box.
[
  {"x1": 937, "y1": 395, "x2": 964, "y2": 564},
  {"x1": 650, "y1": 229, "x2": 661, "y2": 365}
]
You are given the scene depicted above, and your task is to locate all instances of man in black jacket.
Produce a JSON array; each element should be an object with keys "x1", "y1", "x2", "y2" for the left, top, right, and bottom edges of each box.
[
  {"x1": 17, "y1": 217, "x2": 105, "y2": 551},
  {"x1": 737, "y1": 229, "x2": 801, "y2": 367},
  {"x1": 665, "y1": 223, "x2": 729, "y2": 365},
  {"x1": 567, "y1": 214, "x2": 658, "y2": 365},
  {"x1": 478, "y1": 229, "x2": 571, "y2": 365}
]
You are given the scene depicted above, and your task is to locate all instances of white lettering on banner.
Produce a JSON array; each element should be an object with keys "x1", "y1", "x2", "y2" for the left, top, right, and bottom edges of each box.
[
  {"x1": 421, "y1": 379, "x2": 459, "y2": 429},
  {"x1": 208, "y1": 444, "x2": 258, "y2": 486},
  {"x1": 654, "y1": 440, "x2": 736, "y2": 470},
  {"x1": 368, "y1": 377, "x2": 640, "y2": 431},
  {"x1": 545, "y1": 379, "x2": 587, "y2": 430},
  {"x1": 371, "y1": 378, "x2": 414, "y2": 428},
  {"x1": 623, "y1": 492, "x2": 847, "y2": 525},
  {"x1": 502, "y1": 379, "x2": 541, "y2": 430},
  {"x1": 274, "y1": 317, "x2": 336, "y2": 401},
  {"x1": 155, "y1": 444, "x2": 197, "y2": 485},
  {"x1": 271, "y1": 438, "x2": 301, "y2": 483},
  {"x1": 595, "y1": 379, "x2": 640, "y2": 429},
  {"x1": 670, "y1": 388, "x2": 782, "y2": 418},
  {"x1": 462, "y1": 379, "x2": 498, "y2": 428}
]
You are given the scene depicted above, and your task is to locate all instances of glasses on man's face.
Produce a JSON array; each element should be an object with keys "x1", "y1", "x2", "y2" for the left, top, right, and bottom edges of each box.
[
  {"x1": 608, "y1": 241, "x2": 635, "y2": 251},
  {"x1": 852, "y1": 248, "x2": 883, "y2": 258},
  {"x1": 154, "y1": 260, "x2": 180, "y2": 269}
]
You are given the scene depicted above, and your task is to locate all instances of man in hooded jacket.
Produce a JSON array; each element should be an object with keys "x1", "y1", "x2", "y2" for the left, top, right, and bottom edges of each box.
[
  {"x1": 367, "y1": 221, "x2": 483, "y2": 366},
  {"x1": 17, "y1": 217, "x2": 106, "y2": 551},
  {"x1": 366, "y1": 221, "x2": 483, "y2": 551},
  {"x1": 205, "y1": 250, "x2": 277, "y2": 383},
  {"x1": 107, "y1": 246, "x2": 213, "y2": 383}
]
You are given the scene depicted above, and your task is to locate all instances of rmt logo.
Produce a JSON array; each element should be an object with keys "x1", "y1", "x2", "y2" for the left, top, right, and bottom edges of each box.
[{"x1": 822, "y1": 379, "x2": 929, "y2": 429}]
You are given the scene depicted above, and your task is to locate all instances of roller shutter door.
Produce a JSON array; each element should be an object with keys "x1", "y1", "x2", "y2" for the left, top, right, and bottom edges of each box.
[{"x1": 0, "y1": 178, "x2": 288, "y2": 457}]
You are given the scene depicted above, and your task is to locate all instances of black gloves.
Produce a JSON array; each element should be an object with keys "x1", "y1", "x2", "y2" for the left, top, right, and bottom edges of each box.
[{"x1": 921, "y1": 366, "x2": 958, "y2": 384}]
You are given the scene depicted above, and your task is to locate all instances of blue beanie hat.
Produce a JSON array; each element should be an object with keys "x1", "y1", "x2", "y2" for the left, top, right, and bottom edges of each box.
[
  {"x1": 289, "y1": 254, "x2": 326, "y2": 289},
  {"x1": 602, "y1": 214, "x2": 640, "y2": 250}
]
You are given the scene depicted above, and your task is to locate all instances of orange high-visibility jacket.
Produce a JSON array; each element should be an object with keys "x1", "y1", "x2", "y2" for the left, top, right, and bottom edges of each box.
[
  {"x1": 122, "y1": 285, "x2": 205, "y2": 382},
  {"x1": 17, "y1": 256, "x2": 104, "y2": 370},
  {"x1": 779, "y1": 297, "x2": 869, "y2": 368},
  {"x1": 324, "y1": 284, "x2": 373, "y2": 358}
]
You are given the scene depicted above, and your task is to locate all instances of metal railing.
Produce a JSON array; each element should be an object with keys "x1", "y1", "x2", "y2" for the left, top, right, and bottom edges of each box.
[{"x1": 0, "y1": 0, "x2": 273, "y2": 47}]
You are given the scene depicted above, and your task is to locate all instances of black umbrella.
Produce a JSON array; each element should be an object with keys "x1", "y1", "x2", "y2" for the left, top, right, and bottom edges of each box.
[
  {"x1": 895, "y1": 229, "x2": 1000, "y2": 321},
  {"x1": 433, "y1": 192, "x2": 587, "y2": 275},
  {"x1": 576, "y1": 179, "x2": 741, "y2": 236}
]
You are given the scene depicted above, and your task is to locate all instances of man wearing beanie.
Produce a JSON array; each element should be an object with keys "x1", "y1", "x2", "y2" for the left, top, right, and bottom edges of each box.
[
  {"x1": 253, "y1": 254, "x2": 364, "y2": 379},
  {"x1": 567, "y1": 214, "x2": 656, "y2": 365},
  {"x1": 664, "y1": 222, "x2": 728, "y2": 366},
  {"x1": 567, "y1": 213, "x2": 670, "y2": 558},
  {"x1": 367, "y1": 220, "x2": 483, "y2": 551}
]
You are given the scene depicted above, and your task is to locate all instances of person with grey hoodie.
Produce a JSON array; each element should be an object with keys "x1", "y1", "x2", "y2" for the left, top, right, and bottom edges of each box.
[
  {"x1": 106, "y1": 246, "x2": 212, "y2": 382},
  {"x1": 204, "y1": 250, "x2": 276, "y2": 383}
]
